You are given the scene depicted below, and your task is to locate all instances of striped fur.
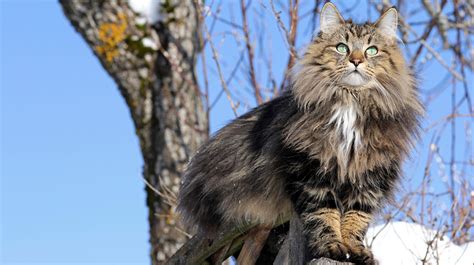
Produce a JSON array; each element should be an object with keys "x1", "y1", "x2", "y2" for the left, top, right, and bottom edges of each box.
[{"x1": 178, "y1": 3, "x2": 422, "y2": 264}]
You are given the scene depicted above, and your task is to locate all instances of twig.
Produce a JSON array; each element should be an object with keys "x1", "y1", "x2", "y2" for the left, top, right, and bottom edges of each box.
[{"x1": 240, "y1": 0, "x2": 263, "y2": 104}]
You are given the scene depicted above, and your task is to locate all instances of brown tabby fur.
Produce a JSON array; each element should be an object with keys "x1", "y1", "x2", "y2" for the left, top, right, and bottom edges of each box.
[{"x1": 178, "y1": 3, "x2": 423, "y2": 264}]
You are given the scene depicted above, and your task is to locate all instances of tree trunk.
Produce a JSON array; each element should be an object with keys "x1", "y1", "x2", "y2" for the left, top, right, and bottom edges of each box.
[{"x1": 59, "y1": 1, "x2": 207, "y2": 264}]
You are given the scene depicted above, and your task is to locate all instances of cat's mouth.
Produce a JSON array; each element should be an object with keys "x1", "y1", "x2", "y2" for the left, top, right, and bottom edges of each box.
[{"x1": 341, "y1": 70, "x2": 369, "y2": 87}]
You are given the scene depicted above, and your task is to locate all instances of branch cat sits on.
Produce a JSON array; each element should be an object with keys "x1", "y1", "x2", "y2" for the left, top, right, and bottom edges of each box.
[{"x1": 178, "y1": 3, "x2": 423, "y2": 264}]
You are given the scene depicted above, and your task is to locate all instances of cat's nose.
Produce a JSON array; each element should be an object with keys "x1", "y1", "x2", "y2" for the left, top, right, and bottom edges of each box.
[
  {"x1": 349, "y1": 51, "x2": 365, "y2": 67},
  {"x1": 350, "y1": 58, "x2": 362, "y2": 67}
]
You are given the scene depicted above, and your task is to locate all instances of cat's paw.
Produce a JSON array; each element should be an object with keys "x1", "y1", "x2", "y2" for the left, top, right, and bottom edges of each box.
[
  {"x1": 347, "y1": 244, "x2": 376, "y2": 265},
  {"x1": 313, "y1": 240, "x2": 350, "y2": 261}
]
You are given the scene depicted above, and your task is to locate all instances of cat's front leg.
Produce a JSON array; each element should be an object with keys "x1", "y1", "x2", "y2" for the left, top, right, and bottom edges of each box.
[
  {"x1": 340, "y1": 166, "x2": 398, "y2": 264},
  {"x1": 340, "y1": 184, "x2": 387, "y2": 264},
  {"x1": 292, "y1": 187, "x2": 349, "y2": 261},
  {"x1": 341, "y1": 209, "x2": 375, "y2": 265}
]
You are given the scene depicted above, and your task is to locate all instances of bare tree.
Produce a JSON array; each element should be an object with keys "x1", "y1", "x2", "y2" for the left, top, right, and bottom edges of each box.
[{"x1": 60, "y1": 1, "x2": 207, "y2": 264}]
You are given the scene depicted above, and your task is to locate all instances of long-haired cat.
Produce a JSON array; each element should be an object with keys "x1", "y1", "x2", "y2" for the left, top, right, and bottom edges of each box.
[{"x1": 178, "y1": 3, "x2": 423, "y2": 264}]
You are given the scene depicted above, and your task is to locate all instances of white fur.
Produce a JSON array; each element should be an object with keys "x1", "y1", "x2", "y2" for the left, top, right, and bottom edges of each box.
[
  {"x1": 330, "y1": 106, "x2": 361, "y2": 166},
  {"x1": 320, "y1": 3, "x2": 343, "y2": 33}
]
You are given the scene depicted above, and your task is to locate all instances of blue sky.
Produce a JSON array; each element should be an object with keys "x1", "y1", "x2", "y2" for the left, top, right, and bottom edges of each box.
[
  {"x1": 1, "y1": 1, "x2": 148, "y2": 264},
  {"x1": 1, "y1": 0, "x2": 471, "y2": 264}
]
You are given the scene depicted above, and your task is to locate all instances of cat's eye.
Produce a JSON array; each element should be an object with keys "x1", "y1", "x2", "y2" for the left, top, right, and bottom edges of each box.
[
  {"x1": 336, "y1": 43, "x2": 349, "y2": 54},
  {"x1": 366, "y1": 46, "x2": 378, "y2": 56}
]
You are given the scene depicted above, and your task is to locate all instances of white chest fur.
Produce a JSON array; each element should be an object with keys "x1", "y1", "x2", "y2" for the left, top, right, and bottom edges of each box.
[{"x1": 329, "y1": 106, "x2": 361, "y2": 166}]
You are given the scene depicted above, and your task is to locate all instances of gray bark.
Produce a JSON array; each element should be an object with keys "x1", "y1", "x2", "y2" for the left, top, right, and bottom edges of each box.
[
  {"x1": 59, "y1": 1, "x2": 207, "y2": 264},
  {"x1": 274, "y1": 216, "x2": 306, "y2": 265}
]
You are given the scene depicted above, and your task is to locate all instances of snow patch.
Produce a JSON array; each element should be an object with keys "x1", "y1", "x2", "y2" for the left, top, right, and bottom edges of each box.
[
  {"x1": 142, "y1": 37, "x2": 158, "y2": 50},
  {"x1": 366, "y1": 221, "x2": 474, "y2": 265},
  {"x1": 128, "y1": 0, "x2": 161, "y2": 23}
]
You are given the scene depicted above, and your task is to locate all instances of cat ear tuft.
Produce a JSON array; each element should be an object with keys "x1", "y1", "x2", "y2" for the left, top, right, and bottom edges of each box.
[
  {"x1": 320, "y1": 2, "x2": 344, "y2": 34},
  {"x1": 375, "y1": 7, "x2": 398, "y2": 39}
]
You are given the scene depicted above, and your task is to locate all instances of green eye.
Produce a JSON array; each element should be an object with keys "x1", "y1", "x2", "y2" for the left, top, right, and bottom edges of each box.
[
  {"x1": 366, "y1": 46, "x2": 378, "y2": 56},
  {"x1": 336, "y1": 43, "x2": 349, "y2": 54}
]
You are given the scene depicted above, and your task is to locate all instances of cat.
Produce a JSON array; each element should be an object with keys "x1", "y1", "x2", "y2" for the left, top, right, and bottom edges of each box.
[{"x1": 178, "y1": 3, "x2": 423, "y2": 264}]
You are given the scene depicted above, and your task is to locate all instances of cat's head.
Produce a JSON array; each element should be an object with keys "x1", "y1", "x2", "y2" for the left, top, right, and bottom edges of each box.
[{"x1": 292, "y1": 3, "x2": 422, "y2": 117}]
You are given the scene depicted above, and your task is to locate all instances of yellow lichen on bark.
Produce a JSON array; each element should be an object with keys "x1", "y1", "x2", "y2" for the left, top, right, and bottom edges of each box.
[{"x1": 95, "y1": 13, "x2": 128, "y2": 62}]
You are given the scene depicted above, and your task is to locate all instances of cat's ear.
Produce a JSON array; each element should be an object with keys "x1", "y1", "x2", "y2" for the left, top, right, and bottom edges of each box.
[
  {"x1": 375, "y1": 7, "x2": 398, "y2": 38},
  {"x1": 320, "y1": 2, "x2": 344, "y2": 34}
]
